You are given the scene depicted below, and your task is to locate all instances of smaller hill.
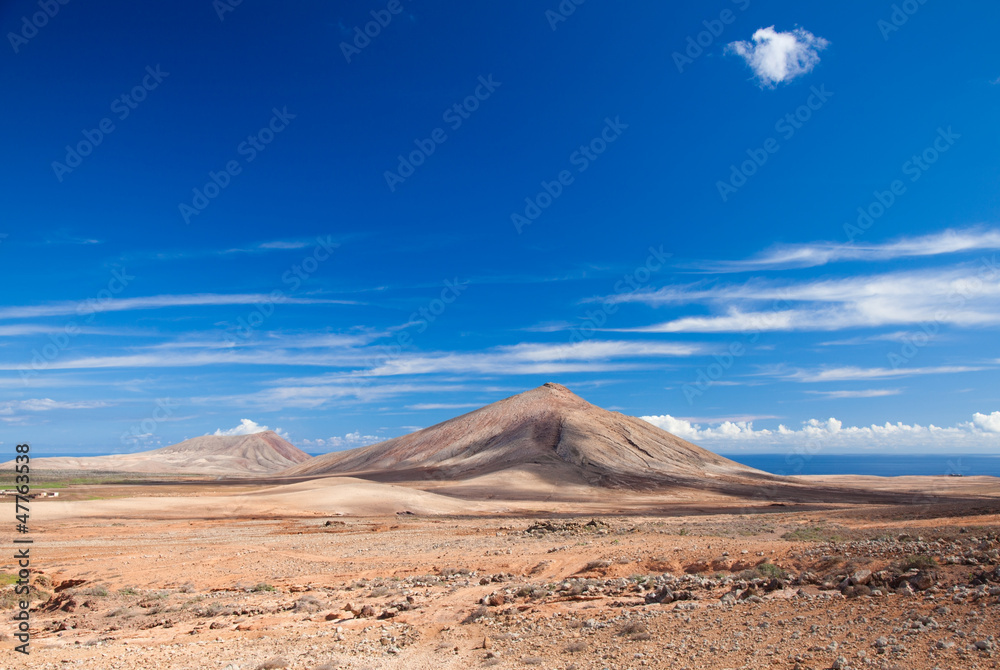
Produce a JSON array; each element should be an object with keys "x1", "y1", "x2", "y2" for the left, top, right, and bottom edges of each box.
[{"x1": 9, "y1": 431, "x2": 311, "y2": 476}]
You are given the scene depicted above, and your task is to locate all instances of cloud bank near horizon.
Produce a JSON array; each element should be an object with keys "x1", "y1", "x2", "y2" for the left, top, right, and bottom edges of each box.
[{"x1": 640, "y1": 411, "x2": 1000, "y2": 452}]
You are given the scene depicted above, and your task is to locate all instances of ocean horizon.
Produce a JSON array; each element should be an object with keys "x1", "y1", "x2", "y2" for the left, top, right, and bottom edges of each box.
[
  {"x1": 21, "y1": 450, "x2": 1000, "y2": 478},
  {"x1": 719, "y1": 453, "x2": 1000, "y2": 478}
]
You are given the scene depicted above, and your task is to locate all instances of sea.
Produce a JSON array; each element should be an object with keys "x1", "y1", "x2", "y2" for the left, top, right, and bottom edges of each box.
[
  {"x1": 25, "y1": 450, "x2": 1000, "y2": 478},
  {"x1": 719, "y1": 453, "x2": 1000, "y2": 478}
]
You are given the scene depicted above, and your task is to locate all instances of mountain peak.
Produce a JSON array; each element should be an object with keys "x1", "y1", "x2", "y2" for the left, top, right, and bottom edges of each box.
[
  {"x1": 281, "y1": 383, "x2": 769, "y2": 489},
  {"x1": 6, "y1": 430, "x2": 313, "y2": 476}
]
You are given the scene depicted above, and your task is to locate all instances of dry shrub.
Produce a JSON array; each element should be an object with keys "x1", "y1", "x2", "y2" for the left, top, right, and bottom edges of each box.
[
  {"x1": 461, "y1": 605, "x2": 488, "y2": 624},
  {"x1": 621, "y1": 620, "x2": 651, "y2": 640}
]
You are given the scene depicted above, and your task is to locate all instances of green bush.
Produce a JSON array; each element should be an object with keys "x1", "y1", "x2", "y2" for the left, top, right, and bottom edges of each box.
[{"x1": 755, "y1": 562, "x2": 787, "y2": 579}]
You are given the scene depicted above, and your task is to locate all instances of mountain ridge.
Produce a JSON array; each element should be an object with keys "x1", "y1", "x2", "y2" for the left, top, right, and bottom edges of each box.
[
  {"x1": 10, "y1": 430, "x2": 311, "y2": 476},
  {"x1": 280, "y1": 383, "x2": 775, "y2": 489}
]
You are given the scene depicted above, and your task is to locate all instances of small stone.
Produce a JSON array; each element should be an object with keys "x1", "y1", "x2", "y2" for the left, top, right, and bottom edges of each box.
[{"x1": 851, "y1": 569, "x2": 872, "y2": 586}]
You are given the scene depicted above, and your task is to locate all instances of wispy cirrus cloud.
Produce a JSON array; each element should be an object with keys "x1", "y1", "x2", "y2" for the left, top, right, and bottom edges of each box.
[
  {"x1": 0, "y1": 293, "x2": 358, "y2": 320},
  {"x1": 6, "y1": 338, "x2": 708, "y2": 383},
  {"x1": 0, "y1": 398, "x2": 109, "y2": 413},
  {"x1": 728, "y1": 26, "x2": 829, "y2": 88},
  {"x1": 203, "y1": 382, "x2": 478, "y2": 410},
  {"x1": 818, "y1": 332, "x2": 923, "y2": 346},
  {"x1": 0, "y1": 398, "x2": 109, "y2": 421},
  {"x1": 0, "y1": 324, "x2": 148, "y2": 338},
  {"x1": 0, "y1": 349, "x2": 364, "y2": 371},
  {"x1": 602, "y1": 264, "x2": 1000, "y2": 333},
  {"x1": 778, "y1": 365, "x2": 986, "y2": 383},
  {"x1": 695, "y1": 228, "x2": 1000, "y2": 273},
  {"x1": 41, "y1": 228, "x2": 101, "y2": 245},
  {"x1": 804, "y1": 389, "x2": 902, "y2": 399},
  {"x1": 357, "y1": 340, "x2": 708, "y2": 378},
  {"x1": 301, "y1": 431, "x2": 384, "y2": 451},
  {"x1": 405, "y1": 402, "x2": 483, "y2": 411},
  {"x1": 213, "y1": 342, "x2": 708, "y2": 409},
  {"x1": 124, "y1": 237, "x2": 343, "y2": 263}
]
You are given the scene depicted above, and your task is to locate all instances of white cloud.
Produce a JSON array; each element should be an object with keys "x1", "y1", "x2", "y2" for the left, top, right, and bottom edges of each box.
[
  {"x1": 360, "y1": 340, "x2": 708, "y2": 378},
  {"x1": 239, "y1": 240, "x2": 312, "y2": 252},
  {"x1": 698, "y1": 228, "x2": 1000, "y2": 273},
  {"x1": 405, "y1": 403, "x2": 482, "y2": 410},
  {"x1": 0, "y1": 324, "x2": 138, "y2": 338},
  {"x1": 783, "y1": 365, "x2": 985, "y2": 383},
  {"x1": 0, "y1": 398, "x2": 108, "y2": 415},
  {"x1": 0, "y1": 293, "x2": 357, "y2": 320},
  {"x1": 301, "y1": 431, "x2": 384, "y2": 451},
  {"x1": 973, "y1": 411, "x2": 1000, "y2": 433},
  {"x1": 0, "y1": 337, "x2": 706, "y2": 374},
  {"x1": 605, "y1": 264, "x2": 1000, "y2": 333},
  {"x1": 819, "y1": 332, "x2": 917, "y2": 346},
  {"x1": 678, "y1": 414, "x2": 782, "y2": 423},
  {"x1": 804, "y1": 389, "x2": 901, "y2": 399},
  {"x1": 640, "y1": 412, "x2": 1000, "y2": 452},
  {"x1": 729, "y1": 26, "x2": 829, "y2": 87},
  {"x1": 212, "y1": 419, "x2": 282, "y2": 437}
]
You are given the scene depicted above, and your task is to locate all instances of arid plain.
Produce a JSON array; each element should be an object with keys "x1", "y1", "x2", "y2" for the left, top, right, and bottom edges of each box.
[{"x1": 4, "y1": 385, "x2": 999, "y2": 670}]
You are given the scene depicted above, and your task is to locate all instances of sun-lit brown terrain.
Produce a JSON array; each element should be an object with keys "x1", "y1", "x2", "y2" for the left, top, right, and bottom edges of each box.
[
  {"x1": 4, "y1": 430, "x2": 310, "y2": 476},
  {"x1": 3, "y1": 385, "x2": 999, "y2": 669}
]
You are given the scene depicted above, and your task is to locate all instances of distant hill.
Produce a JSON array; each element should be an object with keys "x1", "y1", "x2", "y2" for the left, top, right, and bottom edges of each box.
[
  {"x1": 280, "y1": 383, "x2": 781, "y2": 492},
  {"x1": 13, "y1": 430, "x2": 311, "y2": 476}
]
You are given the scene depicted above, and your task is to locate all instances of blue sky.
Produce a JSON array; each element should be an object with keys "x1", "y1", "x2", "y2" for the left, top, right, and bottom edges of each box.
[{"x1": 1, "y1": 0, "x2": 999, "y2": 456}]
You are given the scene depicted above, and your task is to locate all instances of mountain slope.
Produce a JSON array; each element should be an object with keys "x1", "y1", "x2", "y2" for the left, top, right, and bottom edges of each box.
[
  {"x1": 281, "y1": 383, "x2": 775, "y2": 489},
  {"x1": 17, "y1": 431, "x2": 311, "y2": 476}
]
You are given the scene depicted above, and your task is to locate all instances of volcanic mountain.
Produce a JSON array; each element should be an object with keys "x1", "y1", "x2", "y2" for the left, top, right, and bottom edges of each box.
[
  {"x1": 18, "y1": 430, "x2": 311, "y2": 476},
  {"x1": 281, "y1": 383, "x2": 783, "y2": 493}
]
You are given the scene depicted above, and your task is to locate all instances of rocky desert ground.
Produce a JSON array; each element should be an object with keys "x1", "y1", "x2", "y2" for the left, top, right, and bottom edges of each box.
[{"x1": 3, "y1": 475, "x2": 999, "y2": 670}]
